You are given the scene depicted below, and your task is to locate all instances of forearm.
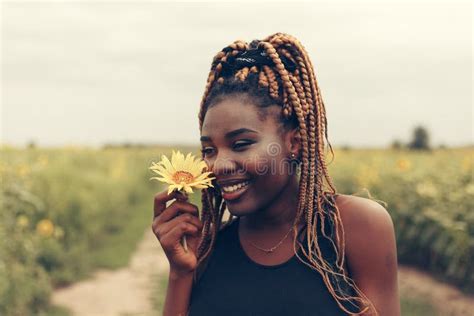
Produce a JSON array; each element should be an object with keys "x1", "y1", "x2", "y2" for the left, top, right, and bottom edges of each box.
[{"x1": 163, "y1": 270, "x2": 194, "y2": 316}]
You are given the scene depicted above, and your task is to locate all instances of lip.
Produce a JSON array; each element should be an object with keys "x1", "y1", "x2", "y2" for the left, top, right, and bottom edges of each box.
[{"x1": 220, "y1": 180, "x2": 252, "y2": 202}]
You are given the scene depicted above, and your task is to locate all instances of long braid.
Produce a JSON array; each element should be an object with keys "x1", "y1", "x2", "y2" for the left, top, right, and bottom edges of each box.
[
  {"x1": 271, "y1": 34, "x2": 348, "y2": 273},
  {"x1": 272, "y1": 33, "x2": 374, "y2": 314},
  {"x1": 194, "y1": 33, "x2": 376, "y2": 315},
  {"x1": 273, "y1": 37, "x2": 329, "y2": 274},
  {"x1": 259, "y1": 42, "x2": 312, "y2": 240},
  {"x1": 263, "y1": 40, "x2": 328, "y2": 280},
  {"x1": 262, "y1": 42, "x2": 324, "y2": 280}
]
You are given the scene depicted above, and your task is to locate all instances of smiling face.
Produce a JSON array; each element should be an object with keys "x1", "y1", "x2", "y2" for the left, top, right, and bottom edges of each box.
[{"x1": 200, "y1": 94, "x2": 301, "y2": 217}]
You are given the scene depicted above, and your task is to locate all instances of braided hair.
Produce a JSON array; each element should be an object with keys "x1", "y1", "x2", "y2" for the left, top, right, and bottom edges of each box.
[{"x1": 194, "y1": 33, "x2": 376, "y2": 315}]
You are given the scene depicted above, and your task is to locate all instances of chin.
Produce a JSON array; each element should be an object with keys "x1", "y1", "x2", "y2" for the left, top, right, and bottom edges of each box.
[{"x1": 226, "y1": 203, "x2": 256, "y2": 217}]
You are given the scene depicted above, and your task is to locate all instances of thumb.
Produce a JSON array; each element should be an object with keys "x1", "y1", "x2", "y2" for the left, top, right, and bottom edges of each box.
[{"x1": 175, "y1": 190, "x2": 189, "y2": 201}]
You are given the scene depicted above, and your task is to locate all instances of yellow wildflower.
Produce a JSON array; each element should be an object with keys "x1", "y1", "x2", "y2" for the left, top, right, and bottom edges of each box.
[
  {"x1": 355, "y1": 164, "x2": 379, "y2": 188},
  {"x1": 416, "y1": 181, "x2": 438, "y2": 198},
  {"x1": 110, "y1": 157, "x2": 126, "y2": 180},
  {"x1": 37, "y1": 155, "x2": 48, "y2": 168},
  {"x1": 149, "y1": 150, "x2": 215, "y2": 252},
  {"x1": 149, "y1": 150, "x2": 215, "y2": 195},
  {"x1": 461, "y1": 155, "x2": 473, "y2": 173},
  {"x1": 17, "y1": 164, "x2": 30, "y2": 177},
  {"x1": 16, "y1": 215, "x2": 29, "y2": 228},
  {"x1": 465, "y1": 183, "x2": 474, "y2": 195},
  {"x1": 36, "y1": 219, "x2": 55, "y2": 237},
  {"x1": 396, "y1": 158, "x2": 411, "y2": 171},
  {"x1": 54, "y1": 226, "x2": 65, "y2": 239}
]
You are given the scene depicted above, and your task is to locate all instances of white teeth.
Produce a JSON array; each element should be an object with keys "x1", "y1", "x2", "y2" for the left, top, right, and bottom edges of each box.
[{"x1": 222, "y1": 181, "x2": 250, "y2": 193}]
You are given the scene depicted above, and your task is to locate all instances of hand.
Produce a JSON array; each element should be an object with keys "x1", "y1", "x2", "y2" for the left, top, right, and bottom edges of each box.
[{"x1": 152, "y1": 189, "x2": 203, "y2": 276}]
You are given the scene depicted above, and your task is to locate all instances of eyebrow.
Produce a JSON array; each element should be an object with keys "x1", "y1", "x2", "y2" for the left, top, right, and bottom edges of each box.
[{"x1": 200, "y1": 128, "x2": 258, "y2": 142}]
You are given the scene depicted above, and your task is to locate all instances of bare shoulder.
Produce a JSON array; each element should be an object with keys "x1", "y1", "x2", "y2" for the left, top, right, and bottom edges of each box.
[
  {"x1": 334, "y1": 194, "x2": 394, "y2": 236},
  {"x1": 334, "y1": 194, "x2": 400, "y2": 314},
  {"x1": 333, "y1": 194, "x2": 397, "y2": 270}
]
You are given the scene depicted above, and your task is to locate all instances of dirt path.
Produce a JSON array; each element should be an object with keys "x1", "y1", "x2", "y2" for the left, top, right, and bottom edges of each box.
[
  {"x1": 398, "y1": 266, "x2": 473, "y2": 316},
  {"x1": 52, "y1": 228, "x2": 169, "y2": 316},
  {"x1": 52, "y1": 227, "x2": 473, "y2": 316}
]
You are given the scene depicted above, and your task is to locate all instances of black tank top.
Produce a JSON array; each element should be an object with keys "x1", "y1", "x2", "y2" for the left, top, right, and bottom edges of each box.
[{"x1": 188, "y1": 216, "x2": 354, "y2": 315}]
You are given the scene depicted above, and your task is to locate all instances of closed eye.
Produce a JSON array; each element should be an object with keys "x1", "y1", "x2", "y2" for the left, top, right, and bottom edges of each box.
[
  {"x1": 200, "y1": 140, "x2": 254, "y2": 156},
  {"x1": 200, "y1": 147, "x2": 214, "y2": 156},
  {"x1": 233, "y1": 140, "x2": 254, "y2": 150}
]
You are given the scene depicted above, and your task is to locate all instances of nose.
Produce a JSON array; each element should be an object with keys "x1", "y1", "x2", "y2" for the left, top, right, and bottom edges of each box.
[{"x1": 208, "y1": 151, "x2": 239, "y2": 176}]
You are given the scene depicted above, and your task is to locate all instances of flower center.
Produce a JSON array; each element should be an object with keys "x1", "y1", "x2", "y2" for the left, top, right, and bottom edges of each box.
[{"x1": 173, "y1": 171, "x2": 194, "y2": 184}]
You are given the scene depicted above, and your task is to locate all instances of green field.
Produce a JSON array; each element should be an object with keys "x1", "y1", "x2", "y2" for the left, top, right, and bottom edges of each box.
[
  {"x1": 328, "y1": 147, "x2": 473, "y2": 291},
  {"x1": 1, "y1": 145, "x2": 472, "y2": 315}
]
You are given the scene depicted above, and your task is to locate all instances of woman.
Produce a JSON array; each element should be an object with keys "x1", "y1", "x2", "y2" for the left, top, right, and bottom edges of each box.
[{"x1": 152, "y1": 33, "x2": 400, "y2": 315}]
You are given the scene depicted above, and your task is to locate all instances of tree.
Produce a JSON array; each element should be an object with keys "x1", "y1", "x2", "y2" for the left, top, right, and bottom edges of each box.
[
  {"x1": 341, "y1": 144, "x2": 351, "y2": 151},
  {"x1": 408, "y1": 125, "x2": 430, "y2": 150},
  {"x1": 27, "y1": 140, "x2": 37, "y2": 149},
  {"x1": 390, "y1": 139, "x2": 403, "y2": 150}
]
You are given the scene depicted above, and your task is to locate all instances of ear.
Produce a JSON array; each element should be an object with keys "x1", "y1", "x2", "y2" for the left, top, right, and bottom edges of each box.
[{"x1": 285, "y1": 127, "x2": 302, "y2": 158}]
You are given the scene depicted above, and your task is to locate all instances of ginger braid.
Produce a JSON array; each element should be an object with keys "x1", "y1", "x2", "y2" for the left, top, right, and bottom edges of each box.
[
  {"x1": 193, "y1": 33, "x2": 376, "y2": 315},
  {"x1": 269, "y1": 34, "x2": 347, "y2": 270},
  {"x1": 259, "y1": 41, "x2": 353, "y2": 312},
  {"x1": 268, "y1": 34, "x2": 371, "y2": 314}
]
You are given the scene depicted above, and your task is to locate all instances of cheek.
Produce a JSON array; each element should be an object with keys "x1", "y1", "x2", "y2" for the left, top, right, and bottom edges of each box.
[
  {"x1": 247, "y1": 153, "x2": 289, "y2": 187},
  {"x1": 244, "y1": 142, "x2": 288, "y2": 177}
]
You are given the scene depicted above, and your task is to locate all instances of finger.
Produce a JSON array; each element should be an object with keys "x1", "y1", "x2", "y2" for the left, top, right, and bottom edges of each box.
[
  {"x1": 175, "y1": 190, "x2": 189, "y2": 202},
  {"x1": 161, "y1": 221, "x2": 199, "y2": 247},
  {"x1": 154, "y1": 212, "x2": 203, "y2": 237},
  {"x1": 154, "y1": 189, "x2": 183, "y2": 218},
  {"x1": 157, "y1": 201, "x2": 200, "y2": 224}
]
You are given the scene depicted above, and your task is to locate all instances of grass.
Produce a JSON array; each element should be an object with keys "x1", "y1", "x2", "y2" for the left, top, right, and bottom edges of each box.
[
  {"x1": 38, "y1": 304, "x2": 71, "y2": 316},
  {"x1": 90, "y1": 197, "x2": 153, "y2": 269},
  {"x1": 401, "y1": 295, "x2": 437, "y2": 315},
  {"x1": 151, "y1": 273, "x2": 169, "y2": 316},
  {"x1": 3, "y1": 146, "x2": 469, "y2": 315}
]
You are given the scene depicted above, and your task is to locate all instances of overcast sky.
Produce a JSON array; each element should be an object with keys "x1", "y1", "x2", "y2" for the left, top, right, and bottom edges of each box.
[{"x1": 1, "y1": 0, "x2": 472, "y2": 148}]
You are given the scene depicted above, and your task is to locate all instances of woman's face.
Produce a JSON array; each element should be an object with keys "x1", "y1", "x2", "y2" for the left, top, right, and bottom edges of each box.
[{"x1": 200, "y1": 95, "x2": 300, "y2": 217}]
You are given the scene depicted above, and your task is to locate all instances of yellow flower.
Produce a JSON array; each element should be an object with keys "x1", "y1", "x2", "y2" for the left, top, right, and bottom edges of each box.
[
  {"x1": 396, "y1": 158, "x2": 411, "y2": 171},
  {"x1": 465, "y1": 183, "x2": 474, "y2": 195},
  {"x1": 149, "y1": 150, "x2": 215, "y2": 195},
  {"x1": 37, "y1": 155, "x2": 49, "y2": 168},
  {"x1": 36, "y1": 219, "x2": 55, "y2": 237},
  {"x1": 16, "y1": 215, "x2": 29, "y2": 228},
  {"x1": 355, "y1": 164, "x2": 379, "y2": 188},
  {"x1": 17, "y1": 164, "x2": 30, "y2": 177},
  {"x1": 110, "y1": 157, "x2": 126, "y2": 180},
  {"x1": 54, "y1": 226, "x2": 65, "y2": 239},
  {"x1": 461, "y1": 155, "x2": 473, "y2": 173},
  {"x1": 416, "y1": 180, "x2": 439, "y2": 198}
]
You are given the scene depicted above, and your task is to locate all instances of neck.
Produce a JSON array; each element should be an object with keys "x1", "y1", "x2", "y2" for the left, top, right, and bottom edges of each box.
[{"x1": 240, "y1": 175, "x2": 300, "y2": 234}]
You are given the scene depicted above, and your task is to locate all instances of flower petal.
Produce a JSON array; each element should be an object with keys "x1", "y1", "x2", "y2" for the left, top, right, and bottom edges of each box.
[
  {"x1": 183, "y1": 153, "x2": 194, "y2": 171},
  {"x1": 159, "y1": 155, "x2": 175, "y2": 174},
  {"x1": 150, "y1": 169, "x2": 171, "y2": 180},
  {"x1": 153, "y1": 164, "x2": 170, "y2": 175},
  {"x1": 167, "y1": 185, "x2": 177, "y2": 195},
  {"x1": 193, "y1": 171, "x2": 214, "y2": 182},
  {"x1": 150, "y1": 176, "x2": 175, "y2": 185},
  {"x1": 172, "y1": 150, "x2": 185, "y2": 171},
  {"x1": 189, "y1": 183, "x2": 214, "y2": 189},
  {"x1": 191, "y1": 159, "x2": 208, "y2": 176},
  {"x1": 183, "y1": 185, "x2": 194, "y2": 194}
]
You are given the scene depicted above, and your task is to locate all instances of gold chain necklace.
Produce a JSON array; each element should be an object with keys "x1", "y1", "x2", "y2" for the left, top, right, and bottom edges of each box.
[{"x1": 246, "y1": 226, "x2": 295, "y2": 254}]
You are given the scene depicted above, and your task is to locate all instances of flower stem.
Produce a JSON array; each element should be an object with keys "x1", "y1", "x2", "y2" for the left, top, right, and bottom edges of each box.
[
  {"x1": 182, "y1": 233, "x2": 188, "y2": 252},
  {"x1": 181, "y1": 191, "x2": 189, "y2": 252}
]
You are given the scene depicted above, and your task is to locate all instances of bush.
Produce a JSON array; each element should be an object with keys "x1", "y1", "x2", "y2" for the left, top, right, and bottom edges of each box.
[{"x1": 0, "y1": 146, "x2": 164, "y2": 315}]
